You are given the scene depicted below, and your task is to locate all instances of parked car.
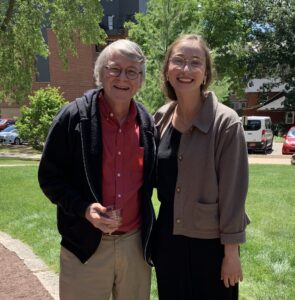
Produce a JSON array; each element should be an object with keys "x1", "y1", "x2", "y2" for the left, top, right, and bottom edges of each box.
[
  {"x1": 0, "y1": 125, "x2": 16, "y2": 142},
  {"x1": 241, "y1": 116, "x2": 274, "y2": 153},
  {"x1": 4, "y1": 130, "x2": 22, "y2": 145},
  {"x1": 282, "y1": 126, "x2": 295, "y2": 155},
  {"x1": 0, "y1": 118, "x2": 16, "y2": 131}
]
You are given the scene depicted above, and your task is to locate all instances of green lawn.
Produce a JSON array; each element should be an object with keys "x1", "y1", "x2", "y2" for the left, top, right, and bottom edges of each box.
[{"x1": 0, "y1": 160, "x2": 294, "y2": 299}]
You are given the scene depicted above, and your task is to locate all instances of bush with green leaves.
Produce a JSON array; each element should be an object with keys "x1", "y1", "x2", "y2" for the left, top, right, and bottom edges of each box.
[{"x1": 16, "y1": 86, "x2": 67, "y2": 150}]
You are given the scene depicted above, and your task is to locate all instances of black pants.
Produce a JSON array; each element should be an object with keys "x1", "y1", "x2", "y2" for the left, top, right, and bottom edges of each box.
[{"x1": 152, "y1": 221, "x2": 239, "y2": 300}]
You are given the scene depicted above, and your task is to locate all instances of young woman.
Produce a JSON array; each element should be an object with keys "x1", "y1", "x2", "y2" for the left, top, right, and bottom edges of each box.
[{"x1": 152, "y1": 34, "x2": 250, "y2": 300}]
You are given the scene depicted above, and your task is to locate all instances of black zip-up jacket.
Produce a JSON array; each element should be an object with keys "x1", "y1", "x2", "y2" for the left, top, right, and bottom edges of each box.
[{"x1": 38, "y1": 88, "x2": 156, "y2": 264}]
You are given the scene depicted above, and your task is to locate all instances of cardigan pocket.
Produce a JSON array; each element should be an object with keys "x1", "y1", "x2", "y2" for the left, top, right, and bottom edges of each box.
[{"x1": 193, "y1": 202, "x2": 219, "y2": 233}]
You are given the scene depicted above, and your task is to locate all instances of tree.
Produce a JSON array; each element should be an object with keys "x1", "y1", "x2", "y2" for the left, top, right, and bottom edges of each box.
[
  {"x1": 16, "y1": 86, "x2": 67, "y2": 150},
  {"x1": 125, "y1": 0, "x2": 249, "y2": 112},
  {"x1": 285, "y1": 89, "x2": 295, "y2": 111},
  {"x1": 0, "y1": 0, "x2": 106, "y2": 102},
  {"x1": 243, "y1": 0, "x2": 295, "y2": 93}
]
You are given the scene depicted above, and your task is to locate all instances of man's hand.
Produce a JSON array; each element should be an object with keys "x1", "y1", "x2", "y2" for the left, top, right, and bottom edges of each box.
[
  {"x1": 221, "y1": 244, "x2": 243, "y2": 288},
  {"x1": 85, "y1": 203, "x2": 121, "y2": 234}
]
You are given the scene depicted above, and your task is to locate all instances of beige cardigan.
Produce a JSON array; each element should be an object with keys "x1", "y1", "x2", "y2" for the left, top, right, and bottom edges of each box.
[{"x1": 154, "y1": 92, "x2": 250, "y2": 244}]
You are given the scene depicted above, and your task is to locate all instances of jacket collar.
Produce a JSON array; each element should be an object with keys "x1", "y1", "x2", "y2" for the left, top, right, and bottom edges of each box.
[
  {"x1": 192, "y1": 91, "x2": 218, "y2": 134},
  {"x1": 156, "y1": 91, "x2": 218, "y2": 135}
]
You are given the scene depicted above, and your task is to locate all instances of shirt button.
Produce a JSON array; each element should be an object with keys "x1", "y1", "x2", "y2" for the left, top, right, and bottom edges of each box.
[
  {"x1": 178, "y1": 154, "x2": 183, "y2": 161},
  {"x1": 118, "y1": 129, "x2": 122, "y2": 133},
  {"x1": 117, "y1": 173, "x2": 121, "y2": 177},
  {"x1": 176, "y1": 218, "x2": 181, "y2": 224},
  {"x1": 118, "y1": 151, "x2": 121, "y2": 155},
  {"x1": 118, "y1": 194, "x2": 121, "y2": 198},
  {"x1": 110, "y1": 113, "x2": 114, "y2": 117},
  {"x1": 176, "y1": 186, "x2": 181, "y2": 193}
]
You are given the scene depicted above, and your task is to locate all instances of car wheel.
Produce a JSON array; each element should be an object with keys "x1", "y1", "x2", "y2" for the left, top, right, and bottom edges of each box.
[
  {"x1": 263, "y1": 145, "x2": 268, "y2": 154},
  {"x1": 269, "y1": 139, "x2": 273, "y2": 150},
  {"x1": 14, "y1": 138, "x2": 21, "y2": 145}
]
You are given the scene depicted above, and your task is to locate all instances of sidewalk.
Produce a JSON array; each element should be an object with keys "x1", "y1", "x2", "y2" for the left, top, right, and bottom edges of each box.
[
  {"x1": 248, "y1": 155, "x2": 290, "y2": 165},
  {"x1": 0, "y1": 231, "x2": 59, "y2": 300}
]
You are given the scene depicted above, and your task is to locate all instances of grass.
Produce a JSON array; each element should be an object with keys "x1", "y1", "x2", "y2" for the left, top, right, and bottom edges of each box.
[
  {"x1": 240, "y1": 165, "x2": 295, "y2": 300},
  {"x1": 0, "y1": 160, "x2": 294, "y2": 299},
  {"x1": 274, "y1": 136, "x2": 285, "y2": 143},
  {"x1": 0, "y1": 163, "x2": 60, "y2": 271}
]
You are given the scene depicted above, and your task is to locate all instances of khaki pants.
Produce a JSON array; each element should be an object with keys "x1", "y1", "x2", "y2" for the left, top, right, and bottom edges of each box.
[{"x1": 60, "y1": 229, "x2": 151, "y2": 300}]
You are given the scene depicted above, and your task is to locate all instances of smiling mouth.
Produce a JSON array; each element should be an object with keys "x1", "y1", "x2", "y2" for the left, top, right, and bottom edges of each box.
[
  {"x1": 114, "y1": 85, "x2": 130, "y2": 91},
  {"x1": 177, "y1": 78, "x2": 194, "y2": 83}
]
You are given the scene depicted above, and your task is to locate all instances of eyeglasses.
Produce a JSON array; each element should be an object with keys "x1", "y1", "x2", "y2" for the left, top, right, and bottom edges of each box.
[
  {"x1": 169, "y1": 56, "x2": 204, "y2": 70},
  {"x1": 105, "y1": 66, "x2": 142, "y2": 80}
]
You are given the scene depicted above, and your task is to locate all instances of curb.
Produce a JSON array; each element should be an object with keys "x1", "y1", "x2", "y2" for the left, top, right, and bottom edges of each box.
[
  {"x1": 0, "y1": 153, "x2": 41, "y2": 161},
  {"x1": 0, "y1": 231, "x2": 59, "y2": 300}
]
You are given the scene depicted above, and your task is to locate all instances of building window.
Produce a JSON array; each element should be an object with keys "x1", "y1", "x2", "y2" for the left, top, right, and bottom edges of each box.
[
  {"x1": 36, "y1": 56, "x2": 50, "y2": 82},
  {"x1": 108, "y1": 15, "x2": 114, "y2": 30},
  {"x1": 285, "y1": 112, "x2": 294, "y2": 124},
  {"x1": 36, "y1": 27, "x2": 50, "y2": 82}
]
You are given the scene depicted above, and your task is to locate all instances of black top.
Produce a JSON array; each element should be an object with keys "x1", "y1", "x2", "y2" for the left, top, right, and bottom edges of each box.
[
  {"x1": 157, "y1": 123, "x2": 182, "y2": 203},
  {"x1": 156, "y1": 123, "x2": 181, "y2": 232}
]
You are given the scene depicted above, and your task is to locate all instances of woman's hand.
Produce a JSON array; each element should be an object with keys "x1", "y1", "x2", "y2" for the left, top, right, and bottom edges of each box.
[
  {"x1": 221, "y1": 244, "x2": 243, "y2": 288},
  {"x1": 85, "y1": 203, "x2": 120, "y2": 234}
]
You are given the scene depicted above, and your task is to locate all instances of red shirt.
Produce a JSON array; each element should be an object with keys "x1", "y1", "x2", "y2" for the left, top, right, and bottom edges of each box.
[{"x1": 99, "y1": 92, "x2": 144, "y2": 232}]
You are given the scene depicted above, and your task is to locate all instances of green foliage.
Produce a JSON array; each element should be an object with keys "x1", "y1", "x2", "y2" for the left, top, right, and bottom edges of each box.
[
  {"x1": 126, "y1": 0, "x2": 249, "y2": 111},
  {"x1": 285, "y1": 89, "x2": 295, "y2": 111},
  {"x1": 243, "y1": 0, "x2": 295, "y2": 88},
  {"x1": 16, "y1": 86, "x2": 67, "y2": 150},
  {"x1": 0, "y1": 0, "x2": 106, "y2": 102},
  {"x1": 210, "y1": 76, "x2": 233, "y2": 104}
]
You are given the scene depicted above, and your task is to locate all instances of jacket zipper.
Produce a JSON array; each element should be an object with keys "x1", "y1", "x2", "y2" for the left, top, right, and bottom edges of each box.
[{"x1": 79, "y1": 119, "x2": 102, "y2": 265}]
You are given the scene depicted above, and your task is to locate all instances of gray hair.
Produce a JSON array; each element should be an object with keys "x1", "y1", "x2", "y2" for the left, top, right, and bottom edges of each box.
[{"x1": 94, "y1": 39, "x2": 146, "y2": 86}]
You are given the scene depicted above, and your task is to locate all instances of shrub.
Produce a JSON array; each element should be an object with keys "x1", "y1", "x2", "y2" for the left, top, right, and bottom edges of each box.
[{"x1": 16, "y1": 86, "x2": 68, "y2": 150}]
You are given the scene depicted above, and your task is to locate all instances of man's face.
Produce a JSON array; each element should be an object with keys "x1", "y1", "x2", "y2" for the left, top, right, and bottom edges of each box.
[{"x1": 101, "y1": 50, "x2": 142, "y2": 106}]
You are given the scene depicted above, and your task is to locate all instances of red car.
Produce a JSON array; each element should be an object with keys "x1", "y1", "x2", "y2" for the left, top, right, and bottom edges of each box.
[
  {"x1": 0, "y1": 118, "x2": 16, "y2": 131},
  {"x1": 282, "y1": 126, "x2": 295, "y2": 154}
]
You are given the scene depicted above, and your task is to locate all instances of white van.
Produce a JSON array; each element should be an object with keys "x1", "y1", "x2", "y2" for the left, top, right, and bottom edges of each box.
[{"x1": 240, "y1": 116, "x2": 274, "y2": 153}]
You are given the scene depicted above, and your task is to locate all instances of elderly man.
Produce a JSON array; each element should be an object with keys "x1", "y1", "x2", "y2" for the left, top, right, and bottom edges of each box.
[{"x1": 38, "y1": 39, "x2": 156, "y2": 300}]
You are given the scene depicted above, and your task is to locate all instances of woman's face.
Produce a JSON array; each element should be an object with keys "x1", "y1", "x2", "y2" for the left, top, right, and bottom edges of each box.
[{"x1": 167, "y1": 40, "x2": 207, "y2": 96}]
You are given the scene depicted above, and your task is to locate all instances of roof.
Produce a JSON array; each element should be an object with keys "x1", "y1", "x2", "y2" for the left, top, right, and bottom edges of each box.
[
  {"x1": 257, "y1": 96, "x2": 285, "y2": 111},
  {"x1": 243, "y1": 116, "x2": 272, "y2": 119},
  {"x1": 245, "y1": 79, "x2": 286, "y2": 93}
]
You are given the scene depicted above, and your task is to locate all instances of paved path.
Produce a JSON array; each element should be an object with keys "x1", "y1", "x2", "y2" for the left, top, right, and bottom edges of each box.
[
  {"x1": 0, "y1": 231, "x2": 59, "y2": 299},
  {"x1": 248, "y1": 155, "x2": 291, "y2": 165}
]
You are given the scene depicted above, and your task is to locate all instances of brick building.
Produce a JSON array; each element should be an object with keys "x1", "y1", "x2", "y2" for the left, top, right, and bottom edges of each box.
[
  {"x1": 241, "y1": 79, "x2": 295, "y2": 127},
  {"x1": 0, "y1": 0, "x2": 147, "y2": 118}
]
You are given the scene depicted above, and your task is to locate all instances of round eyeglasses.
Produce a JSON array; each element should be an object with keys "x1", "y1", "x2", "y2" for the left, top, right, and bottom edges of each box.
[
  {"x1": 105, "y1": 66, "x2": 142, "y2": 80},
  {"x1": 169, "y1": 57, "x2": 204, "y2": 70}
]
